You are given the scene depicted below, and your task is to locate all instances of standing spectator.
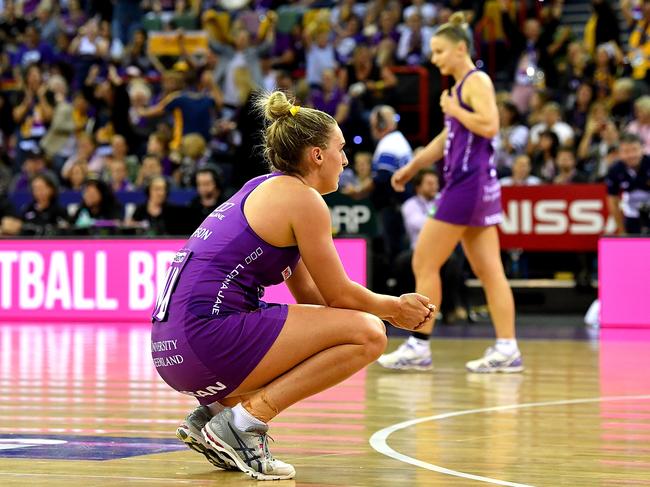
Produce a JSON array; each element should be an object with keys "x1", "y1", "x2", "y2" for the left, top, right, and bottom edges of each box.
[
  {"x1": 304, "y1": 23, "x2": 338, "y2": 90},
  {"x1": 396, "y1": 11, "x2": 433, "y2": 66},
  {"x1": 307, "y1": 68, "x2": 349, "y2": 124},
  {"x1": 11, "y1": 24, "x2": 55, "y2": 67},
  {"x1": 40, "y1": 74, "x2": 75, "y2": 167},
  {"x1": 112, "y1": 0, "x2": 143, "y2": 46},
  {"x1": 340, "y1": 151, "x2": 373, "y2": 200},
  {"x1": 583, "y1": 0, "x2": 620, "y2": 55},
  {"x1": 605, "y1": 133, "x2": 650, "y2": 235},
  {"x1": 500, "y1": 154, "x2": 543, "y2": 186},
  {"x1": 369, "y1": 104, "x2": 412, "y2": 259},
  {"x1": 20, "y1": 173, "x2": 69, "y2": 235}
]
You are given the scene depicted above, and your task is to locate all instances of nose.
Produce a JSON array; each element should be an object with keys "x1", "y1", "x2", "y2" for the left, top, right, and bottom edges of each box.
[{"x1": 342, "y1": 153, "x2": 349, "y2": 167}]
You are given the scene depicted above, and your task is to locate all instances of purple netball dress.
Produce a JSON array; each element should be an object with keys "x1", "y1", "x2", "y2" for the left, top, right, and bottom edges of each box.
[
  {"x1": 434, "y1": 69, "x2": 503, "y2": 227},
  {"x1": 151, "y1": 173, "x2": 300, "y2": 405}
]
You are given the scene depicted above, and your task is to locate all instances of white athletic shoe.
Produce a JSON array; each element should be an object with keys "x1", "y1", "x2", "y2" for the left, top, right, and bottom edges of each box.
[
  {"x1": 465, "y1": 347, "x2": 524, "y2": 373},
  {"x1": 377, "y1": 339, "x2": 432, "y2": 371}
]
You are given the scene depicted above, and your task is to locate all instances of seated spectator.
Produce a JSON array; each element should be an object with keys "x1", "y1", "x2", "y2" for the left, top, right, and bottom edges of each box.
[
  {"x1": 307, "y1": 68, "x2": 349, "y2": 125},
  {"x1": 625, "y1": 96, "x2": 650, "y2": 155},
  {"x1": 494, "y1": 101, "x2": 529, "y2": 173},
  {"x1": 71, "y1": 178, "x2": 123, "y2": 228},
  {"x1": 609, "y1": 78, "x2": 635, "y2": 128},
  {"x1": 577, "y1": 101, "x2": 619, "y2": 179},
  {"x1": 20, "y1": 173, "x2": 69, "y2": 236},
  {"x1": 10, "y1": 147, "x2": 56, "y2": 193},
  {"x1": 403, "y1": 0, "x2": 438, "y2": 27},
  {"x1": 554, "y1": 147, "x2": 589, "y2": 184},
  {"x1": 340, "y1": 151, "x2": 373, "y2": 200},
  {"x1": 64, "y1": 161, "x2": 88, "y2": 191},
  {"x1": 146, "y1": 131, "x2": 174, "y2": 176},
  {"x1": 529, "y1": 102, "x2": 575, "y2": 149},
  {"x1": 565, "y1": 82, "x2": 594, "y2": 141},
  {"x1": 304, "y1": 21, "x2": 338, "y2": 90},
  {"x1": 136, "y1": 154, "x2": 164, "y2": 188},
  {"x1": 500, "y1": 154, "x2": 543, "y2": 186},
  {"x1": 107, "y1": 158, "x2": 135, "y2": 192},
  {"x1": 176, "y1": 133, "x2": 213, "y2": 188},
  {"x1": 188, "y1": 165, "x2": 223, "y2": 230},
  {"x1": 605, "y1": 132, "x2": 650, "y2": 235},
  {"x1": 531, "y1": 130, "x2": 560, "y2": 181},
  {"x1": 12, "y1": 24, "x2": 55, "y2": 67},
  {"x1": 61, "y1": 132, "x2": 102, "y2": 179},
  {"x1": 128, "y1": 175, "x2": 179, "y2": 235}
]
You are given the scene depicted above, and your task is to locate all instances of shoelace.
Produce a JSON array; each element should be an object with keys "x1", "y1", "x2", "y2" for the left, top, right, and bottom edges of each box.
[{"x1": 258, "y1": 433, "x2": 275, "y2": 461}]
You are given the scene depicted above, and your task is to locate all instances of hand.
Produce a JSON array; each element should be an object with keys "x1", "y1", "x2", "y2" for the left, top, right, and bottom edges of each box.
[
  {"x1": 391, "y1": 164, "x2": 415, "y2": 192},
  {"x1": 390, "y1": 293, "x2": 435, "y2": 330},
  {"x1": 440, "y1": 89, "x2": 460, "y2": 117}
]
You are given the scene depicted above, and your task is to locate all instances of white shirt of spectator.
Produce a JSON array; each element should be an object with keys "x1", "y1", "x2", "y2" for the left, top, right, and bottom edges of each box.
[
  {"x1": 223, "y1": 52, "x2": 248, "y2": 107},
  {"x1": 529, "y1": 121, "x2": 575, "y2": 146},
  {"x1": 499, "y1": 175, "x2": 542, "y2": 186},
  {"x1": 396, "y1": 26, "x2": 434, "y2": 63},
  {"x1": 306, "y1": 43, "x2": 338, "y2": 86},
  {"x1": 494, "y1": 125, "x2": 529, "y2": 168},
  {"x1": 401, "y1": 194, "x2": 436, "y2": 249},
  {"x1": 372, "y1": 131, "x2": 413, "y2": 173},
  {"x1": 403, "y1": 3, "x2": 438, "y2": 26}
]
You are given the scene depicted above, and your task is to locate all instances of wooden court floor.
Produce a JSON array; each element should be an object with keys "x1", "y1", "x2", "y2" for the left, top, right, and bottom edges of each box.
[{"x1": 0, "y1": 323, "x2": 649, "y2": 487}]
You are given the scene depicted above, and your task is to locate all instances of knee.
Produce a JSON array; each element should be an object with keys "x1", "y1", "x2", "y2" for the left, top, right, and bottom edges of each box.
[
  {"x1": 412, "y1": 250, "x2": 441, "y2": 280},
  {"x1": 357, "y1": 314, "x2": 387, "y2": 361}
]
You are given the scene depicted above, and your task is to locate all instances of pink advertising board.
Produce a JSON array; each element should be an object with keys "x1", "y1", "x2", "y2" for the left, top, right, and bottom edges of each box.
[
  {"x1": 599, "y1": 238, "x2": 650, "y2": 329},
  {"x1": 0, "y1": 239, "x2": 367, "y2": 322}
]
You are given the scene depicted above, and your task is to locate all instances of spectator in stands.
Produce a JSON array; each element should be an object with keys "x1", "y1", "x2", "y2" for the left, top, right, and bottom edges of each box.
[
  {"x1": 610, "y1": 78, "x2": 636, "y2": 128},
  {"x1": 500, "y1": 154, "x2": 543, "y2": 186},
  {"x1": 20, "y1": 173, "x2": 69, "y2": 236},
  {"x1": 404, "y1": 0, "x2": 438, "y2": 27},
  {"x1": 12, "y1": 64, "x2": 55, "y2": 165},
  {"x1": 369, "y1": 104, "x2": 411, "y2": 259},
  {"x1": 137, "y1": 70, "x2": 220, "y2": 151},
  {"x1": 589, "y1": 43, "x2": 622, "y2": 100},
  {"x1": 584, "y1": 0, "x2": 620, "y2": 56},
  {"x1": 128, "y1": 175, "x2": 177, "y2": 235},
  {"x1": 622, "y1": 0, "x2": 650, "y2": 83},
  {"x1": 560, "y1": 41, "x2": 590, "y2": 98},
  {"x1": 625, "y1": 96, "x2": 650, "y2": 155},
  {"x1": 307, "y1": 68, "x2": 349, "y2": 124},
  {"x1": 605, "y1": 132, "x2": 650, "y2": 234},
  {"x1": 566, "y1": 82, "x2": 594, "y2": 141},
  {"x1": 64, "y1": 161, "x2": 88, "y2": 191},
  {"x1": 40, "y1": 75, "x2": 75, "y2": 169},
  {"x1": 340, "y1": 151, "x2": 373, "y2": 200},
  {"x1": 396, "y1": 11, "x2": 433, "y2": 66},
  {"x1": 176, "y1": 133, "x2": 213, "y2": 188},
  {"x1": 69, "y1": 18, "x2": 109, "y2": 87},
  {"x1": 145, "y1": 131, "x2": 173, "y2": 176},
  {"x1": 136, "y1": 154, "x2": 164, "y2": 188},
  {"x1": 333, "y1": 14, "x2": 364, "y2": 66},
  {"x1": 122, "y1": 29, "x2": 156, "y2": 75},
  {"x1": 61, "y1": 0, "x2": 87, "y2": 36},
  {"x1": 554, "y1": 147, "x2": 588, "y2": 184},
  {"x1": 304, "y1": 20, "x2": 338, "y2": 90},
  {"x1": 529, "y1": 102, "x2": 575, "y2": 149},
  {"x1": 12, "y1": 24, "x2": 55, "y2": 67},
  {"x1": 10, "y1": 147, "x2": 54, "y2": 193},
  {"x1": 0, "y1": 194, "x2": 22, "y2": 236},
  {"x1": 368, "y1": 10, "x2": 400, "y2": 50},
  {"x1": 531, "y1": 129, "x2": 560, "y2": 181},
  {"x1": 495, "y1": 101, "x2": 529, "y2": 173},
  {"x1": 71, "y1": 178, "x2": 123, "y2": 228},
  {"x1": 61, "y1": 132, "x2": 101, "y2": 180},
  {"x1": 188, "y1": 165, "x2": 223, "y2": 229},
  {"x1": 112, "y1": 0, "x2": 143, "y2": 46},
  {"x1": 107, "y1": 157, "x2": 135, "y2": 192}
]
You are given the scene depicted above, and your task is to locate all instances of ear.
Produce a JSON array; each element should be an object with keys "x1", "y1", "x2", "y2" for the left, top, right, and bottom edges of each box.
[{"x1": 310, "y1": 146, "x2": 323, "y2": 166}]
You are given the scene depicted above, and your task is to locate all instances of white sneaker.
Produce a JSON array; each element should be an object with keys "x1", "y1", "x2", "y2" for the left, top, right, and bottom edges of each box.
[
  {"x1": 465, "y1": 346, "x2": 524, "y2": 373},
  {"x1": 377, "y1": 339, "x2": 432, "y2": 371}
]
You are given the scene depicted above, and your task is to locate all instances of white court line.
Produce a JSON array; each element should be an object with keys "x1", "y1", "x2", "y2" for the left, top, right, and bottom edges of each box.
[{"x1": 370, "y1": 394, "x2": 650, "y2": 487}]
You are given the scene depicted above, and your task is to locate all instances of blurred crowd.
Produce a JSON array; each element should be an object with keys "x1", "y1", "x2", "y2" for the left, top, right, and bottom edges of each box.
[{"x1": 0, "y1": 0, "x2": 649, "y2": 253}]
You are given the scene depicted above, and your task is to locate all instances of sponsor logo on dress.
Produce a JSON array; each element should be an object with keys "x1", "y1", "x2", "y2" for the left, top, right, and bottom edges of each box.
[
  {"x1": 281, "y1": 266, "x2": 292, "y2": 280},
  {"x1": 208, "y1": 202, "x2": 235, "y2": 220}
]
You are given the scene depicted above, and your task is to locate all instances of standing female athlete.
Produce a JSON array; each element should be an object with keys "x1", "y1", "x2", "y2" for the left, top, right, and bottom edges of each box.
[
  {"x1": 151, "y1": 91, "x2": 433, "y2": 480},
  {"x1": 378, "y1": 12, "x2": 523, "y2": 374}
]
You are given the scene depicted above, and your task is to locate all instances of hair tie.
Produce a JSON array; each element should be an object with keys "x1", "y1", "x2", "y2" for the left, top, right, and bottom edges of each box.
[{"x1": 289, "y1": 105, "x2": 300, "y2": 116}]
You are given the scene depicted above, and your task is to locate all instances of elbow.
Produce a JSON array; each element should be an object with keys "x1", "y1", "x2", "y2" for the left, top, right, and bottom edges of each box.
[{"x1": 482, "y1": 124, "x2": 499, "y2": 139}]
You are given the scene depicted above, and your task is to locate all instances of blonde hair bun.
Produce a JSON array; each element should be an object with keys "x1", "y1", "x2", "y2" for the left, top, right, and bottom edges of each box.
[
  {"x1": 449, "y1": 12, "x2": 466, "y2": 26},
  {"x1": 258, "y1": 90, "x2": 293, "y2": 122}
]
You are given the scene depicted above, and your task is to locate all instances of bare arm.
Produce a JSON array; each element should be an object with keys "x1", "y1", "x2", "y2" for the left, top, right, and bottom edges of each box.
[
  {"x1": 285, "y1": 259, "x2": 326, "y2": 305},
  {"x1": 138, "y1": 92, "x2": 177, "y2": 118},
  {"x1": 391, "y1": 128, "x2": 447, "y2": 191},
  {"x1": 442, "y1": 71, "x2": 499, "y2": 139},
  {"x1": 607, "y1": 195, "x2": 625, "y2": 235},
  {"x1": 291, "y1": 189, "x2": 430, "y2": 327}
]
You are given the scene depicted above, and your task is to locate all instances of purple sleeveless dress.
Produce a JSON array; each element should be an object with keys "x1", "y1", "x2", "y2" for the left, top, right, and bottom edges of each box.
[
  {"x1": 435, "y1": 69, "x2": 503, "y2": 227},
  {"x1": 151, "y1": 173, "x2": 301, "y2": 405}
]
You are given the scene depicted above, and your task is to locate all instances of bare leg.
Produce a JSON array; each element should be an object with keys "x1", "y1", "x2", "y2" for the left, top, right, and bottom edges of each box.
[
  {"x1": 461, "y1": 226, "x2": 515, "y2": 339},
  {"x1": 412, "y1": 219, "x2": 466, "y2": 335},
  {"x1": 225, "y1": 305, "x2": 387, "y2": 422}
]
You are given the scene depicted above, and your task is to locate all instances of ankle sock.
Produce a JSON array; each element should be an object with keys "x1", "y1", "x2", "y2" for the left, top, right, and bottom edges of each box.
[
  {"x1": 232, "y1": 403, "x2": 267, "y2": 432},
  {"x1": 495, "y1": 338, "x2": 518, "y2": 356}
]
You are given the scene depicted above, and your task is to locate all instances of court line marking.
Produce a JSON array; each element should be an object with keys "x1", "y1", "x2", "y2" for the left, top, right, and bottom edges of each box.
[{"x1": 370, "y1": 394, "x2": 650, "y2": 487}]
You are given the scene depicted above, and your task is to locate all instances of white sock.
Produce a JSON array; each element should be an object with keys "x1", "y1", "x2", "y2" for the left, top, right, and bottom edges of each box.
[
  {"x1": 495, "y1": 339, "x2": 518, "y2": 356},
  {"x1": 232, "y1": 403, "x2": 266, "y2": 432},
  {"x1": 407, "y1": 336, "x2": 430, "y2": 352}
]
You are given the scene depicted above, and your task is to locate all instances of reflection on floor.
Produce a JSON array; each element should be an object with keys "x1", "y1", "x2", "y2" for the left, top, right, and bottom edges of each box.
[{"x1": 0, "y1": 323, "x2": 648, "y2": 486}]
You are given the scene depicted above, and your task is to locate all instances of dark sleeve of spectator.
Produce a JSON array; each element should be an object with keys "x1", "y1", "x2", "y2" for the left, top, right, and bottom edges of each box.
[
  {"x1": 0, "y1": 197, "x2": 18, "y2": 218},
  {"x1": 501, "y1": 10, "x2": 525, "y2": 55},
  {"x1": 111, "y1": 83, "x2": 138, "y2": 151},
  {"x1": 132, "y1": 203, "x2": 147, "y2": 222},
  {"x1": 604, "y1": 164, "x2": 620, "y2": 196}
]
